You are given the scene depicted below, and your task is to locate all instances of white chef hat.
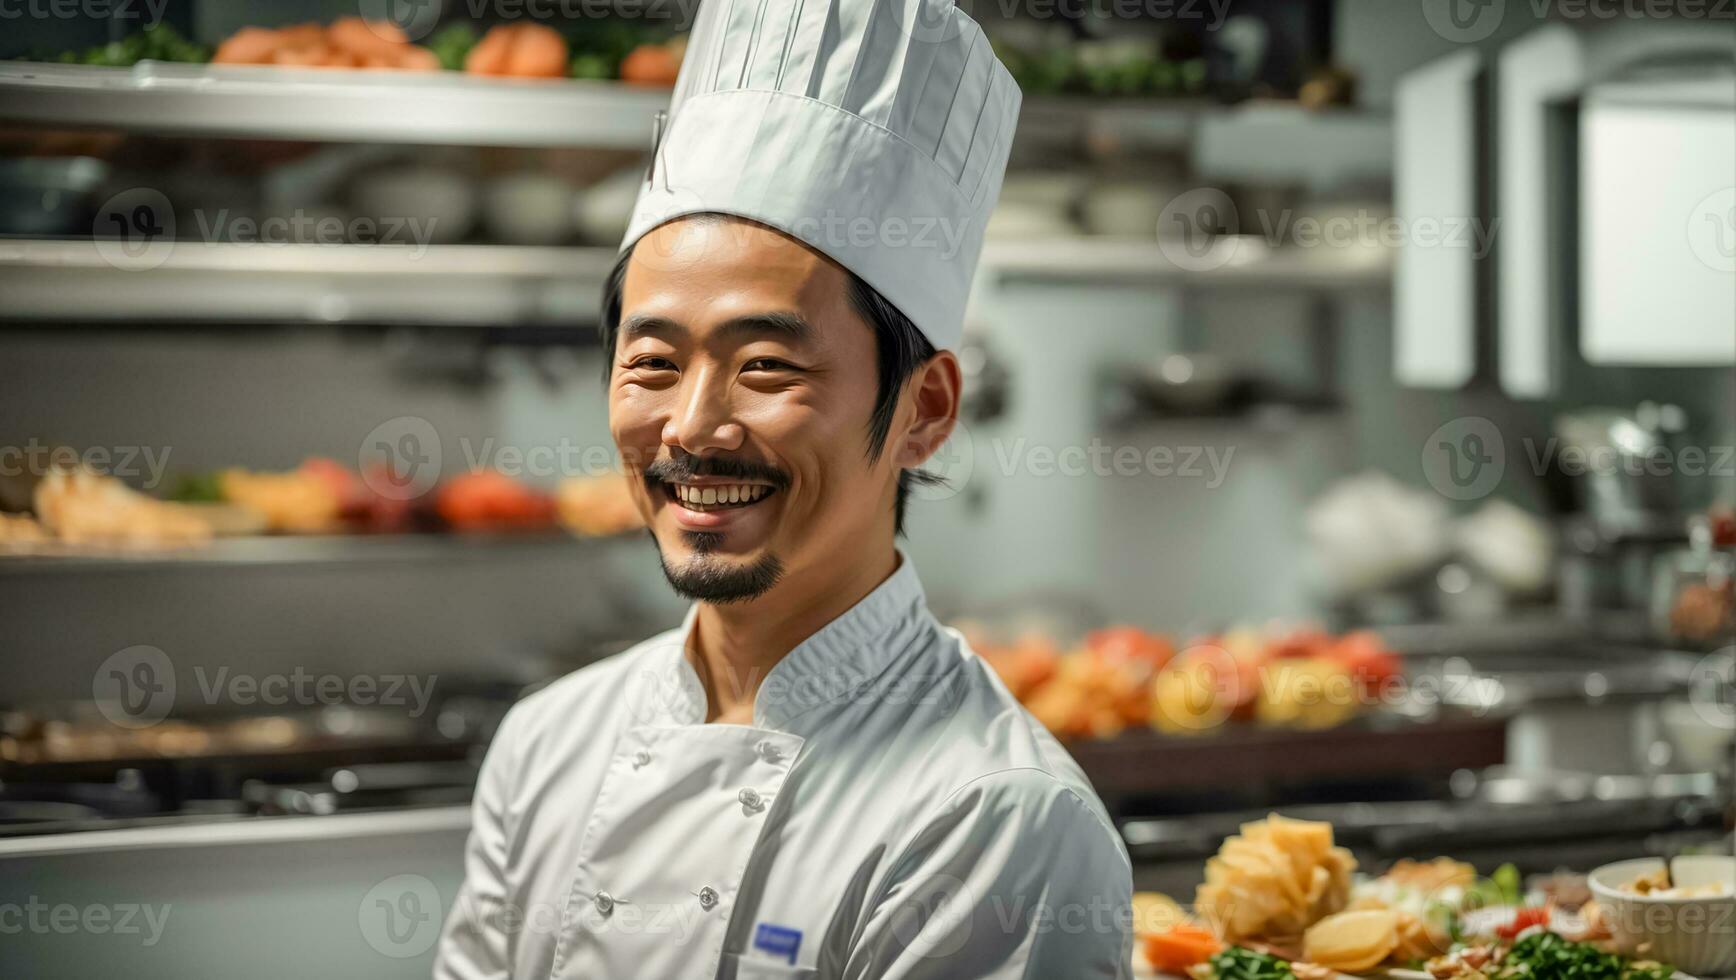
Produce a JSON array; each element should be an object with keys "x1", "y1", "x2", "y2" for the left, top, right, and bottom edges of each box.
[{"x1": 620, "y1": 0, "x2": 1022, "y2": 352}]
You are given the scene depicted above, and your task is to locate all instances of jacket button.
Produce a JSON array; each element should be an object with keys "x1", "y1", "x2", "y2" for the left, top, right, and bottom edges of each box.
[
  {"x1": 632, "y1": 750, "x2": 652, "y2": 768},
  {"x1": 594, "y1": 891, "x2": 615, "y2": 916},
  {"x1": 738, "y1": 787, "x2": 764, "y2": 812},
  {"x1": 697, "y1": 887, "x2": 719, "y2": 911}
]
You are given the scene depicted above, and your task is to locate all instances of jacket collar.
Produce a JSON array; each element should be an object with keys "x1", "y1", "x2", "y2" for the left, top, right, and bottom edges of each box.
[{"x1": 647, "y1": 552, "x2": 933, "y2": 732}]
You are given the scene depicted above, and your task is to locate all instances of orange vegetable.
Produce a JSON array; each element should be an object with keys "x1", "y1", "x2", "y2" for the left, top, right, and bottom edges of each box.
[
  {"x1": 276, "y1": 22, "x2": 326, "y2": 48},
  {"x1": 465, "y1": 23, "x2": 568, "y2": 78},
  {"x1": 1144, "y1": 924, "x2": 1222, "y2": 973},
  {"x1": 327, "y1": 16, "x2": 408, "y2": 58},
  {"x1": 214, "y1": 19, "x2": 436, "y2": 72},
  {"x1": 274, "y1": 44, "x2": 356, "y2": 69},
  {"x1": 619, "y1": 43, "x2": 681, "y2": 86},
  {"x1": 392, "y1": 45, "x2": 441, "y2": 71},
  {"x1": 212, "y1": 27, "x2": 284, "y2": 65}
]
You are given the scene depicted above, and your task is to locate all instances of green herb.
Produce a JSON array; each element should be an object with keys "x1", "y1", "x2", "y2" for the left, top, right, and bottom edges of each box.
[
  {"x1": 569, "y1": 53, "x2": 610, "y2": 80},
  {"x1": 427, "y1": 23, "x2": 477, "y2": 72},
  {"x1": 38, "y1": 24, "x2": 209, "y2": 67},
  {"x1": 1208, "y1": 946, "x2": 1295, "y2": 980},
  {"x1": 167, "y1": 472, "x2": 225, "y2": 503},
  {"x1": 1493, "y1": 931, "x2": 1672, "y2": 980}
]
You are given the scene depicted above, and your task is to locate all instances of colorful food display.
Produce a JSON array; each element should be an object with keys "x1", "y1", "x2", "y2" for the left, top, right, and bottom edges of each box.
[
  {"x1": 971, "y1": 624, "x2": 1403, "y2": 739},
  {"x1": 24, "y1": 20, "x2": 684, "y2": 85},
  {"x1": 212, "y1": 18, "x2": 440, "y2": 71},
  {"x1": 1132, "y1": 815, "x2": 1678, "y2": 980},
  {"x1": 0, "y1": 451, "x2": 646, "y2": 556},
  {"x1": 30, "y1": 466, "x2": 212, "y2": 548}
]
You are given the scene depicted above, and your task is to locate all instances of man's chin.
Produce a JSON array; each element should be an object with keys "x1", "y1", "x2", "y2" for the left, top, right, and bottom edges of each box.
[{"x1": 650, "y1": 531, "x2": 784, "y2": 604}]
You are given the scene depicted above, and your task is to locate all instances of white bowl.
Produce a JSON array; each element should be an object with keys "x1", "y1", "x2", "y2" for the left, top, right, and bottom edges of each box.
[{"x1": 1589, "y1": 856, "x2": 1736, "y2": 977}]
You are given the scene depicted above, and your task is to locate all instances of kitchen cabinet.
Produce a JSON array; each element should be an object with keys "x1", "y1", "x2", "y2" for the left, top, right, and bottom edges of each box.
[
  {"x1": 1394, "y1": 49, "x2": 1483, "y2": 390},
  {"x1": 1496, "y1": 26, "x2": 1584, "y2": 399},
  {"x1": 1580, "y1": 75, "x2": 1736, "y2": 366}
]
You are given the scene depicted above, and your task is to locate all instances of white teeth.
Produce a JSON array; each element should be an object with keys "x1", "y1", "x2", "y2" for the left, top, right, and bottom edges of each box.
[{"x1": 672, "y1": 483, "x2": 771, "y2": 508}]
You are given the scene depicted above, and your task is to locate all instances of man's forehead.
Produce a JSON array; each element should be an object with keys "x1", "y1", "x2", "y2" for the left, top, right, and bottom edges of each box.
[{"x1": 621, "y1": 215, "x2": 852, "y2": 326}]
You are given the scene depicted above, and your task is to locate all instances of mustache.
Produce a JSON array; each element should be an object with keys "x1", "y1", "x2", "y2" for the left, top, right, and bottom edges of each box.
[{"x1": 642, "y1": 454, "x2": 791, "y2": 490}]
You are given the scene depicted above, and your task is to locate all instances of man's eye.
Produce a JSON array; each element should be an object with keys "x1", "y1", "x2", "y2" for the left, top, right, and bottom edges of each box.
[
  {"x1": 627, "y1": 356, "x2": 676, "y2": 371},
  {"x1": 743, "y1": 358, "x2": 795, "y2": 372}
]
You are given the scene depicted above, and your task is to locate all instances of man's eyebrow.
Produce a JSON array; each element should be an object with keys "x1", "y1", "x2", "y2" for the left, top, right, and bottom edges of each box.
[
  {"x1": 619, "y1": 311, "x2": 815, "y2": 344},
  {"x1": 621, "y1": 314, "x2": 683, "y2": 341},
  {"x1": 716, "y1": 312, "x2": 814, "y2": 343}
]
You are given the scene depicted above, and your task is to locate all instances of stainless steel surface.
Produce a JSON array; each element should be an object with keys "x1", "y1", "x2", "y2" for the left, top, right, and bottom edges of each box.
[
  {"x1": 1124, "y1": 776, "x2": 1725, "y2": 856},
  {"x1": 0, "y1": 804, "x2": 471, "y2": 856},
  {"x1": 0, "y1": 239, "x2": 615, "y2": 325},
  {"x1": 0, "y1": 61, "x2": 669, "y2": 149},
  {"x1": 0, "y1": 530, "x2": 610, "y2": 573},
  {"x1": 979, "y1": 236, "x2": 1393, "y2": 288}
]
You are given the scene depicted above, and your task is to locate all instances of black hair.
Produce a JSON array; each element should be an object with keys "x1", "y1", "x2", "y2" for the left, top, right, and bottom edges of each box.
[{"x1": 598, "y1": 223, "x2": 941, "y2": 534}]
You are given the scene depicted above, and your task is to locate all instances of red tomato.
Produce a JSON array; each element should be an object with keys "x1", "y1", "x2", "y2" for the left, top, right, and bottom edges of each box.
[
  {"x1": 1329, "y1": 631, "x2": 1403, "y2": 697},
  {"x1": 1496, "y1": 906, "x2": 1550, "y2": 939},
  {"x1": 1085, "y1": 626, "x2": 1175, "y2": 671},
  {"x1": 437, "y1": 471, "x2": 553, "y2": 530}
]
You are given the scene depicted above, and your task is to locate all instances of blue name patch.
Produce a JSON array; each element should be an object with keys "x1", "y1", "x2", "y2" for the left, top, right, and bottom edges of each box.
[{"x1": 753, "y1": 923, "x2": 802, "y2": 965}]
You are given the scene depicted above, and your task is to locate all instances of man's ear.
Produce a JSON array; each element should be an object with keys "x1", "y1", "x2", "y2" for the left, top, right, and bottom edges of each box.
[{"x1": 893, "y1": 351, "x2": 961, "y2": 470}]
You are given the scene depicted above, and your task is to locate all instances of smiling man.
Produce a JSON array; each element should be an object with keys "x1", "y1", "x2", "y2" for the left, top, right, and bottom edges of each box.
[{"x1": 434, "y1": 0, "x2": 1132, "y2": 977}]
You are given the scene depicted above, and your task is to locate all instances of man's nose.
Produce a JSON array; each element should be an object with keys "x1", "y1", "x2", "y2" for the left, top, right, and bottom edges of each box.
[{"x1": 661, "y1": 366, "x2": 745, "y2": 454}]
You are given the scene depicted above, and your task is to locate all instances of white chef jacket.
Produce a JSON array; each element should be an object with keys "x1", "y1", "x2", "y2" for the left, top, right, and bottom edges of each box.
[{"x1": 434, "y1": 556, "x2": 1133, "y2": 979}]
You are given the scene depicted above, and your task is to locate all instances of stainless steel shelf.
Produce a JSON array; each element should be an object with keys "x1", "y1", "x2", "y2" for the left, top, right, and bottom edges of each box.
[
  {"x1": 1020, "y1": 98, "x2": 1393, "y2": 184},
  {"x1": 0, "y1": 60, "x2": 669, "y2": 149},
  {"x1": 981, "y1": 235, "x2": 1393, "y2": 289},
  {"x1": 0, "y1": 238, "x2": 618, "y2": 325},
  {"x1": 0, "y1": 531, "x2": 620, "y2": 573}
]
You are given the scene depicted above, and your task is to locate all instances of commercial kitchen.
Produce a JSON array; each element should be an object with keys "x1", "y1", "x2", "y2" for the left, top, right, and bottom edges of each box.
[{"x1": 0, "y1": 1, "x2": 1731, "y2": 978}]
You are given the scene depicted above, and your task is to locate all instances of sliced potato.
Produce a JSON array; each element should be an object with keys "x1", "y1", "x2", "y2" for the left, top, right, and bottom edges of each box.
[
  {"x1": 1303, "y1": 908, "x2": 1400, "y2": 971},
  {"x1": 1132, "y1": 892, "x2": 1189, "y2": 936}
]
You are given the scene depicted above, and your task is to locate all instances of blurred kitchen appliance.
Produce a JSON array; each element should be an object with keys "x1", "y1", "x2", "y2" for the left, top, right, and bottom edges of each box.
[
  {"x1": 1381, "y1": 618, "x2": 1700, "y2": 777},
  {"x1": 1554, "y1": 404, "x2": 1702, "y2": 616}
]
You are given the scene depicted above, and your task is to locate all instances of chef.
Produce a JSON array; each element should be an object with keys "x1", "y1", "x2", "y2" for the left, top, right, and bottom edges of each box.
[{"x1": 433, "y1": 0, "x2": 1133, "y2": 976}]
